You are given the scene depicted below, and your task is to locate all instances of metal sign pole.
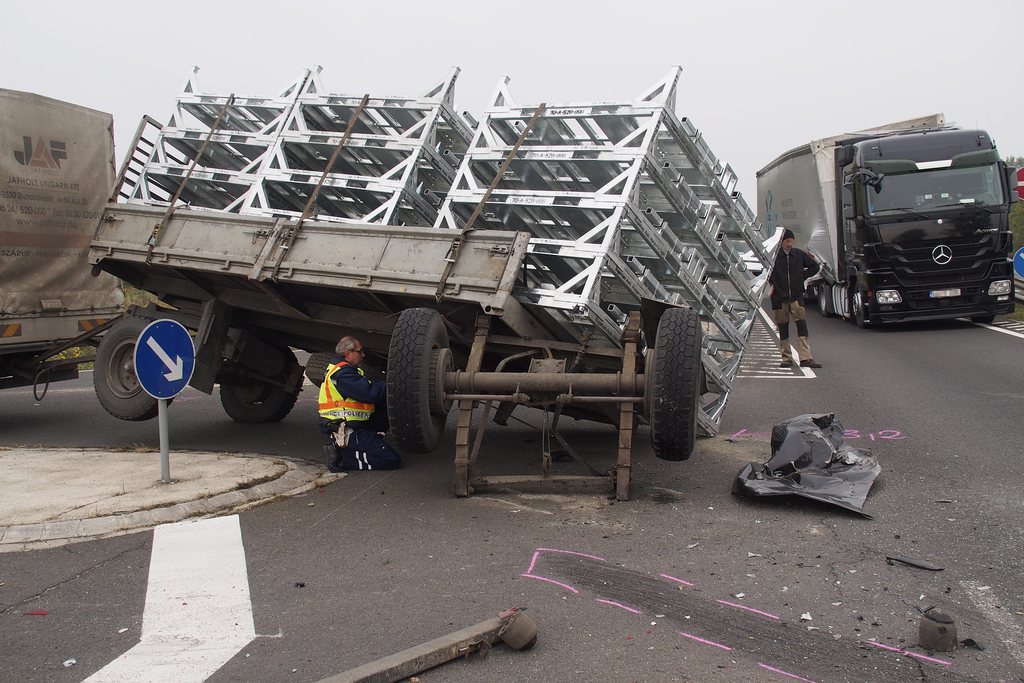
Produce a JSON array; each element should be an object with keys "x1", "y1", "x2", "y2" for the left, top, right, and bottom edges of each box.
[{"x1": 158, "y1": 398, "x2": 170, "y2": 483}]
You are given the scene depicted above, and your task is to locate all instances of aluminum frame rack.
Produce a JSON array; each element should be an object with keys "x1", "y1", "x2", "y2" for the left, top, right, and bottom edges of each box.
[
  {"x1": 120, "y1": 66, "x2": 473, "y2": 226},
  {"x1": 434, "y1": 68, "x2": 774, "y2": 435}
]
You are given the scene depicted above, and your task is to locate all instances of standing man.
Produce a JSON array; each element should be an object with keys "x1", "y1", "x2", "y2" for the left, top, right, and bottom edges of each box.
[
  {"x1": 318, "y1": 336, "x2": 401, "y2": 472},
  {"x1": 770, "y1": 228, "x2": 823, "y2": 369}
]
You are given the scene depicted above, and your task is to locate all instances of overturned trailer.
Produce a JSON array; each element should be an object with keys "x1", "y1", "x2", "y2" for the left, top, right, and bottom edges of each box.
[{"x1": 89, "y1": 67, "x2": 774, "y2": 499}]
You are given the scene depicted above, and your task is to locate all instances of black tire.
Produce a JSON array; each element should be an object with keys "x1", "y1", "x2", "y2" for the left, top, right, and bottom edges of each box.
[
  {"x1": 220, "y1": 348, "x2": 302, "y2": 423},
  {"x1": 970, "y1": 314, "x2": 995, "y2": 324},
  {"x1": 817, "y1": 284, "x2": 832, "y2": 318},
  {"x1": 648, "y1": 307, "x2": 702, "y2": 461},
  {"x1": 94, "y1": 317, "x2": 162, "y2": 421},
  {"x1": 304, "y1": 352, "x2": 334, "y2": 387},
  {"x1": 387, "y1": 308, "x2": 450, "y2": 453},
  {"x1": 853, "y1": 287, "x2": 871, "y2": 329}
]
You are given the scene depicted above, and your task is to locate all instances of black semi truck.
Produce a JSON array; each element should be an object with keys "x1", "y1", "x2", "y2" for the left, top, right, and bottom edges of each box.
[{"x1": 757, "y1": 115, "x2": 1018, "y2": 326}]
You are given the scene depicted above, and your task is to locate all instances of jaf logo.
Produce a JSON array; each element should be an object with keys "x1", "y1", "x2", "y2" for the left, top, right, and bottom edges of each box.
[{"x1": 14, "y1": 136, "x2": 67, "y2": 169}]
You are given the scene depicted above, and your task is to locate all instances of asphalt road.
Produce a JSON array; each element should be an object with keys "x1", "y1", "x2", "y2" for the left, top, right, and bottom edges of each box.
[{"x1": 2, "y1": 313, "x2": 1023, "y2": 682}]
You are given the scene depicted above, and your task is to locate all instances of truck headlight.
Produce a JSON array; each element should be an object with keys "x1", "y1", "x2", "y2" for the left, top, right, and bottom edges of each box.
[
  {"x1": 876, "y1": 289, "x2": 902, "y2": 304},
  {"x1": 988, "y1": 280, "x2": 1010, "y2": 295}
]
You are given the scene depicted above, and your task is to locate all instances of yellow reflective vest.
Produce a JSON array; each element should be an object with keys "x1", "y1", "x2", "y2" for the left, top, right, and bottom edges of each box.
[{"x1": 318, "y1": 361, "x2": 375, "y2": 423}]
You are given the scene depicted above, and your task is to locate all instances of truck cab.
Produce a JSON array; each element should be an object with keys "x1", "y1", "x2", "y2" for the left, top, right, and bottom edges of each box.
[{"x1": 840, "y1": 128, "x2": 1016, "y2": 325}]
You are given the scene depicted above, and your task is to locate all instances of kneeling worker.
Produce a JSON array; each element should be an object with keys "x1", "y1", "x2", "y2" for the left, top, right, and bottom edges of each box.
[{"x1": 318, "y1": 336, "x2": 400, "y2": 472}]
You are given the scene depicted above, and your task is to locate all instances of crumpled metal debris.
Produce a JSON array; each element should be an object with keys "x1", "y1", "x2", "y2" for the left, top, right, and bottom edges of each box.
[{"x1": 731, "y1": 413, "x2": 880, "y2": 516}]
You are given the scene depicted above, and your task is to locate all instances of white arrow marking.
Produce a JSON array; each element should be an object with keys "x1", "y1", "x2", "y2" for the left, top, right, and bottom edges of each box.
[
  {"x1": 146, "y1": 336, "x2": 184, "y2": 382},
  {"x1": 84, "y1": 515, "x2": 256, "y2": 682}
]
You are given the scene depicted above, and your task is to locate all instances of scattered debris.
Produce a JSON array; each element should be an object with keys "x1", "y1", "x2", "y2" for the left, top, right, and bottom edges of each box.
[
  {"x1": 886, "y1": 555, "x2": 944, "y2": 571},
  {"x1": 733, "y1": 593, "x2": 745, "y2": 599},
  {"x1": 732, "y1": 414, "x2": 881, "y2": 516},
  {"x1": 23, "y1": 610, "x2": 47, "y2": 616},
  {"x1": 919, "y1": 608, "x2": 957, "y2": 652},
  {"x1": 63, "y1": 659, "x2": 76, "y2": 668},
  {"x1": 118, "y1": 628, "x2": 128, "y2": 634},
  {"x1": 687, "y1": 543, "x2": 699, "y2": 549},
  {"x1": 332, "y1": 608, "x2": 536, "y2": 681},
  {"x1": 800, "y1": 612, "x2": 813, "y2": 622},
  {"x1": 747, "y1": 552, "x2": 762, "y2": 558},
  {"x1": 960, "y1": 637, "x2": 985, "y2": 651},
  {"x1": 295, "y1": 582, "x2": 306, "y2": 588}
]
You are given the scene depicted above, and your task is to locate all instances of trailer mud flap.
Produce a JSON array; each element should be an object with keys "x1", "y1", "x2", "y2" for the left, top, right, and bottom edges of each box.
[{"x1": 731, "y1": 413, "x2": 880, "y2": 517}]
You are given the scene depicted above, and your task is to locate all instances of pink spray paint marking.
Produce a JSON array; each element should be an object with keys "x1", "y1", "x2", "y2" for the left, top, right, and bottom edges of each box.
[
  {"x1": 867, "y1": 640, "x2": 951, "y2": 667},
  {"x1": 596, "y1": 598, "x2": 642, "y2": 614},
  {"x1": 520, "y1": 573, "x2": 579, "y2": 594},
  {"x1": 730, "y1": 427, "x2": 906, "y2": 441},
  {"x1": 525, "y1": 547, "x2": 606, "y2": 575},
  {"x1": 757, "y1": 663, "x2": 817, "y2": 682},
  {"x1": 521, "y1": 547, "x2": 606, "y2": 595},
  {"x1": 658, "y1": 573, "x2": 694, "y2": 587},
  {"x1": 678, "y1": 631, "x2": 733, "y2": 651},
  {"x1": 715, "y1": 598, "x2": 780, "y2": 621}
]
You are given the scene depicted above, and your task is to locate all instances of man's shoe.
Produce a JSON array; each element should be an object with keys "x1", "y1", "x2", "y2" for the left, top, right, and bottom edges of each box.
[
  {"x1": 800, "y1": 359, "x2": 823, "y2": 368},
  {"x1": 779, "y1": 361, "x2": 792, "y2": 368}
]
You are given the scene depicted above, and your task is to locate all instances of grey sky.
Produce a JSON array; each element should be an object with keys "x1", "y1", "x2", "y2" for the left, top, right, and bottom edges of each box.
[{"x1": 4, "y1": 0, "x2": 1020, "y2": 203}]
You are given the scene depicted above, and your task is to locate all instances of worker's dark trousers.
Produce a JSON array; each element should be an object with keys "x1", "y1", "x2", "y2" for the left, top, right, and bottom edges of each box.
[
  {"x1": 324, "y1": 429, "x2": 401, "y2": 471},
  {"x1": 773, "y1": 300, "x2": 812, "y2": 363}
]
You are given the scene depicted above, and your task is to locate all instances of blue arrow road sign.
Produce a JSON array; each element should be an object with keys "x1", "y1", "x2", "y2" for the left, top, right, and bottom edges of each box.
[
  {"x1": 1014, "y1": 247, "x2": 1024, "y2": 279},
  {"x1": 134, "y1": 319, "x2": 195, "y2": 399}
]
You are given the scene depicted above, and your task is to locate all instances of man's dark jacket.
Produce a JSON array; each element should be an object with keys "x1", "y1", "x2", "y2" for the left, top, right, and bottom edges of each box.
[{"x1": 770, "y1": 247, "x2": 820, "y2": 306}]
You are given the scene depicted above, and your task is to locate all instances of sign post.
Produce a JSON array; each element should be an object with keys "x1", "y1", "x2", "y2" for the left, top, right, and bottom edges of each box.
[{"x1": 134, "y1": 319, "x2": 196, "y2": 483}]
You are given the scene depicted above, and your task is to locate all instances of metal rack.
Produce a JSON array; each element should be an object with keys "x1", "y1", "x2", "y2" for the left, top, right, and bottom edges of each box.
[
  {"x1": 434, "y1": 68, "x2": 775, "y2": 435},
  {"x1": 119, "y1": 67, "x2": 473, "y2": 227}
]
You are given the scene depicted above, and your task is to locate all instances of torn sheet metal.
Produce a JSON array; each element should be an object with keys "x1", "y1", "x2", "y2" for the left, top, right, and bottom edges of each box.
[{"x1": 732, "y1": 413, "x2": 880, "y2": 516}]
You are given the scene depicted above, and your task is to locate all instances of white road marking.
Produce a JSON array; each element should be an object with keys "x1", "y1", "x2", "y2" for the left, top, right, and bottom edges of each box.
[
  {"x1": 974, "y1": 321, "x2": 1024, "y2": 340},
  {"x1": 84, "y1": 515, "x2": 255, "y2": 682},
  {"x1": 962, "y1": 580, "x2": 1024, "y2": 669}
]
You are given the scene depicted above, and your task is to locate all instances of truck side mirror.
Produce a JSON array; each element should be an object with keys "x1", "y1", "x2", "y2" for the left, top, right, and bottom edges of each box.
[{"x1": 1007, "y1": 167, "x2": 1020, "y2": 204}]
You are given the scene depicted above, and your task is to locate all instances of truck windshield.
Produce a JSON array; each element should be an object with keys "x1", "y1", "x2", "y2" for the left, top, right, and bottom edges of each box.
[{"x1": 866, "y1": 163, "x2": 1005, "y2": 216}]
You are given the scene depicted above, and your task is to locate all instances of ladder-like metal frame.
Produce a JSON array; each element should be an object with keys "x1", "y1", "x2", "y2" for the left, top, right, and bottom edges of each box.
[
  {"x1": 120, "y1": 67, "x2": 473, "y2": 227},
  {"x1": 434, "y1": 69, "x2": 774, "y2": 435}
]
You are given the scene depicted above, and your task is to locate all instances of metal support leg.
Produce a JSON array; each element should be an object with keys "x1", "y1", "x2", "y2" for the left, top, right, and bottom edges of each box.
[
  {"x1": 615, "y1": 312, "x2": 642, "y2": 501},
  {"x1": 454, "y1": 315, "x2": 492, "y2": 497}
]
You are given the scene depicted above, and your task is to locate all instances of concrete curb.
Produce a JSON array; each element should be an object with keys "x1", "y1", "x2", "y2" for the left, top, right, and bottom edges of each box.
[{"x1": 0, "y1": 460, "x2": 344, "y2": 552}]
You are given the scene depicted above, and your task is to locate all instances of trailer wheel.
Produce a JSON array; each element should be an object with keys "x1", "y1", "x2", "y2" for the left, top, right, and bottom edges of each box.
[
  {"x1": 304, "y1": 352, "x2": 333, "y2": 387},
  {"x1": 94, "y1": 317, "x2": 161, "y2": 421},
  {"x1": 817, "y1": 284, "x2": 832, "y2": 318},
  {"x1": 220, "y1": 348, "x2": 302, "y2": 423},
  {"x1": 648, "y1": 307, "x2": 702, "y2": 461},
  {"x1": 387, "y1": 308, "x2": 451, "y2": 453}
]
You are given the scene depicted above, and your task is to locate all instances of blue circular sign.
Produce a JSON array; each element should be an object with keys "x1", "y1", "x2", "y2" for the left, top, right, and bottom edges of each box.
[
  {"x1": 134, "y1": 319, "x2": 196, "y2": 399},
  {"x1": 1014, "y1": 247, "x2": 1024, "y2": 280}
]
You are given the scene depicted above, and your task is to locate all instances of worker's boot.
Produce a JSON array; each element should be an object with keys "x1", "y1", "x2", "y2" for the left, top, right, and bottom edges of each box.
[{"x1": 323, "y1": 444, "x2": 342, "y2": 472}]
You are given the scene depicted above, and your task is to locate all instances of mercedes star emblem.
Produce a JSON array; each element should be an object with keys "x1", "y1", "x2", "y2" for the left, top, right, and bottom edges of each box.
[{"x1": 932, "y1": 244, "x2": 953, "y2": 265}]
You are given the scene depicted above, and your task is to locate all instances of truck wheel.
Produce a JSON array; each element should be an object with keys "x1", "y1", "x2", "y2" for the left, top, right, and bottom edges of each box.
[
  {"x1": 387, "y1": 308, "x2": 451, "y2": 453},
  {"x1": 853, "y1": 288, "x2": 871, "y2": 329},
  {"x1": 94, "y1": 317, "x2": 161, "y2": 421},
  {"x1": 970, "y1": 314, "x2": 995, "y2": 324},
  {"x1": 220, "y1": 349, "x2": 302, "y2": 423},
  {"x1": 648, "y1": 307, "x2": 702, "y2": 461}
]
